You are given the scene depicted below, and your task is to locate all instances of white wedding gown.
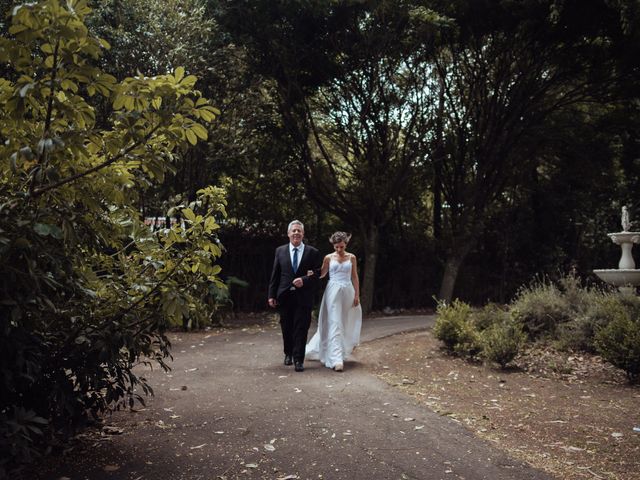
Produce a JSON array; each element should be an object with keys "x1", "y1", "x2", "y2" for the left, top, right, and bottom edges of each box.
[{"x1": 305, "y1": 258, "x2": 362, "y2": 368}]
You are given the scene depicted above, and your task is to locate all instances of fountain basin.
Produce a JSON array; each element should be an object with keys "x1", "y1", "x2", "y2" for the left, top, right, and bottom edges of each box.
[
  {"x1": 593, "y1": 269, "x2": 640, "y2": 287},
  {"x1": 608, "y1": 232, "x2": 640, "y2": 244}
]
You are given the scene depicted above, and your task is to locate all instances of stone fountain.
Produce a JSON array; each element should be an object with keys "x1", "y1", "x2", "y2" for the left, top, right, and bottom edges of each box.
[{"x1": 593, "y1": 206, "x2": 640, "y2": 294}]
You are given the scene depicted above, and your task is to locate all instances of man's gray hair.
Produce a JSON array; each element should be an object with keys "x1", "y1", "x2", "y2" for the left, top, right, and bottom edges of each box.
[{"x1": 287, "y1": 220, "x2": 304, "y2": 232}]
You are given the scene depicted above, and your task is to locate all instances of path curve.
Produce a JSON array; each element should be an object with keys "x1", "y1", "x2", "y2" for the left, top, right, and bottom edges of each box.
[{"x1": 37, "y1": 315, "x2": 553, "y2": 480}]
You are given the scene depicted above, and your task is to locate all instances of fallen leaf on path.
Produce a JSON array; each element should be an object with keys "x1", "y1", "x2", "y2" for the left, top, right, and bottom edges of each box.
[
  {"x1": 561, "y1": 446, "x2": 584, "y2": 452},
  {"x1": 245, "y1": 463, "x2": 258, "y2": 468},
  {"x1": 185, "y1": 368, "x2": 198, "y2": 372},
  {"x1": 103, "y1": 465, "x2": 120, "y2": 472},
  {"x1": 264, "y1": 444, "x2": 276, "y2": 451},
  {"x1": 102, "y1": 426, "x2": 124, "y2": 435},
  {"x1": 294, "y1": 387, "x2": 302, "y2": 393},
  {"x1": 414, "y1": 425, "x2": 425, "y2": 430}
]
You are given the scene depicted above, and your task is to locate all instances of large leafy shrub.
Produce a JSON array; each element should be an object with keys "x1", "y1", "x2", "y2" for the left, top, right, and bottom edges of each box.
[{"x1": 0, "y1": 0, "x2": 224, "y2": 474}]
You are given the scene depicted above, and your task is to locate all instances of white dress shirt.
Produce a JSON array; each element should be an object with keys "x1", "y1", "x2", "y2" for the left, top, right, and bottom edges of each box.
[{"x1": 289, "y1": 242, "x2": 305, "y2": 269}]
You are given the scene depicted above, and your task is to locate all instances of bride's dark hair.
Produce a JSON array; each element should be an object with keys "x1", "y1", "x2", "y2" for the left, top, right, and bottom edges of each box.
[{"x1": 329, "y1": 231, "x2": 352, "y2": 244}]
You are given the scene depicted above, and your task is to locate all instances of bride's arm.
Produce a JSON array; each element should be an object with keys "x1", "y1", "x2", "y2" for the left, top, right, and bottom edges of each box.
[
  {"x1": 351, "y1": 254, "x2": 360, "y2": 306},
  {"x1": 319, "y1": 255, "x2": 331, "y2": 279}
]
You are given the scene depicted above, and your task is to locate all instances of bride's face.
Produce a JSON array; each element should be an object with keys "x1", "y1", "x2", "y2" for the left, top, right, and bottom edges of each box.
[{"x1": 333, "y1": 241, "x2": 347, "y2": 255}]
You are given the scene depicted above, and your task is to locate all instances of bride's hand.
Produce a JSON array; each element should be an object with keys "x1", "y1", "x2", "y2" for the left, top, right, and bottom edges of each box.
[
  {"x1": 307, "y1": 270, "x2": 314, "y2": 276},
  {"x1": 353, "y1": 295, "x2": 360, "y2": 307}
]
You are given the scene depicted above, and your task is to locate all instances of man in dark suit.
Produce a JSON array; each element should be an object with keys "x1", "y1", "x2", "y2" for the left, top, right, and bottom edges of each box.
[{"x1": 268, "y1": 220, "x2": 322, "y2": 372}]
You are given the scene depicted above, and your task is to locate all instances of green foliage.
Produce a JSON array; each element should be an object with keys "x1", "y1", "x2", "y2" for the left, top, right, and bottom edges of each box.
[
  {"x1": 594, "y1": 306, "x2": 640, "y2": 384},
  {"x1": 434, "y1": 300, "x2": 481, "y2": 358},
  {"x1": 435, "y1": 300, "x2": 524, "y2": 368},
  {"x1": 502, "y1": 273, "x2": 640, "y2": 381},
  {"x1": 510, "y1": 278, "x2": 574, "y2": 339},
  {"x1": 472, "y1": 302, "x2": 508, "y2": 332},
  {"x1": 0, "y1": 0, "x2": 224, "y2": 473},
  {"x1": 480, "y1": 315, "x2": 526, "y2": 368},
  {"x1": 556, "y1": 293, "x2": 625, "y2": 352}
]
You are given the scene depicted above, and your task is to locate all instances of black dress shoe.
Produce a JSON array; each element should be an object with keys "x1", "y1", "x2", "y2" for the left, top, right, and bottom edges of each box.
[
  {"x1": 284, "y1": 355, "x2": 293, "y2": 366},
  {"x1": 294, "y1": 361, "x2": 304, "y2": 372}
]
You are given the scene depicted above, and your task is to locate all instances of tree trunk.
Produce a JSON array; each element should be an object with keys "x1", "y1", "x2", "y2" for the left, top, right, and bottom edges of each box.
[
  {"x1": 360, "y1": 224, "x2": 379, "y2": 314},
  {"x1": 437, "y1": 243, "x2": 472, "y2": 303},
  {"x1": 433, "y1": 79, "x2": 445, "y2": 242}
]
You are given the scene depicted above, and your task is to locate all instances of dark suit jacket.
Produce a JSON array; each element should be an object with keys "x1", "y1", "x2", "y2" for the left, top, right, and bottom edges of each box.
[{"x1": 268, "y1": 243, "x2": 322, "y2": 307}]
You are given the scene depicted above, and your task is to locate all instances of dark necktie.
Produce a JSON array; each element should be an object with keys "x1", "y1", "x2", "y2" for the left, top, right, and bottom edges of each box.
[{"x1": 292, "y1": 247, "x2": 299, "y2": 273}]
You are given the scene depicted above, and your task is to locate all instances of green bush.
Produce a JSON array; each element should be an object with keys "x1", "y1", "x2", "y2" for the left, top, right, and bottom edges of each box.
[
  {"x1": 594, "y1": 310, "x2": 640, "y2": 384},
  {"x1": 511, "y1": 279, "x2": 573, "y2": 339},
  {"x1": 453, "y1": 320, "x2": 483, "y2": 358},
  {"x1": 434, "y1": 299, "x2": 471, "y2": 350},
  {"x1": 473, "y1": 302, "x2": 508, "y2": 332},
  {"x1": 481, "y1": 317, "x2": 526, "y2": 368},
  {"x1": 434, "y1": 300, "x2": 482, "y2": 358},
  {"x1": 556, "y1": 294, "x2": 624, "y2": 352}
]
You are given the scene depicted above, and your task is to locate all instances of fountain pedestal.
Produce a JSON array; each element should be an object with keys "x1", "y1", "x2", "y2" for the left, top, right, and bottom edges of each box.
[{"x1": 593, "y1": 208, "x2": 640, "y2": 294}]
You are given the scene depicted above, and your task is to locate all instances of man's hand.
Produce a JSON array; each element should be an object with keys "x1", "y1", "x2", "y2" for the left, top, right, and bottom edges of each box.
[
  {"x1": 268, "y1": 298, "x2": 277, "y2": 308},
  {"x1": 292, "y1": 277, "x2": 304, "y2": 288}
]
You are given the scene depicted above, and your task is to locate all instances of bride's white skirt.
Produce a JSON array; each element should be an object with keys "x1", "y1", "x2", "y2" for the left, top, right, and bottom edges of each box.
[{"x1": 305, "y1": 281, "x2": 362, "y2": 368}]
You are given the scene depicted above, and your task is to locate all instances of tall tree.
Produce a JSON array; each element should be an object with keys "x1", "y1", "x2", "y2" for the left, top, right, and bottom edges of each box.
[
  {"x1": 219, "y1": 0, "x2": 443, "y2": 311},
  {"x1": 427, "y1": 0, "x2": 638, "y2": 301}
]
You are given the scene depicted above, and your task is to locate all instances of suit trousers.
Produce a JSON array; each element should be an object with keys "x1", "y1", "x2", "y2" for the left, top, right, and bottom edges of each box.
[{"x1": 278, "y1": 294, "x2": 312, "y2": 362}]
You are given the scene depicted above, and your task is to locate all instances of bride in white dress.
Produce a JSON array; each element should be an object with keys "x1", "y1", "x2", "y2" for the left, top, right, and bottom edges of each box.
[{"x1": 305, "y1": 232, "x2": 362, "y2": 372}]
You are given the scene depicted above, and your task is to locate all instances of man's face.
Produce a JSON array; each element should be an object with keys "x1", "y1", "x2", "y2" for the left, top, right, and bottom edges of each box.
[{"x1": 288, "y1": 223, "x2": 304, "y2": 247}]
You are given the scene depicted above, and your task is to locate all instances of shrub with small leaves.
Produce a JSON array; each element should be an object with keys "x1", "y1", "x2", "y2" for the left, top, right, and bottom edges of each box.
[
  {"x1": 434, "y1": 300, "x2": 482, "y2": 358},
  {"x1": 556, "y1": 293, "x2": 624, "y2": 352},
  {"x1": 511, "y1": 279, "x2": 572, "y2": 339},
  {"x1": 594, "y1": 309, "x2": 640, "y2": 384},
  {"x1": 481, "y1": 315, "x2": 525, "y2": 368},
  {"x1": 473, "y1": 302, "x2": 508, "y2": 332}
]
